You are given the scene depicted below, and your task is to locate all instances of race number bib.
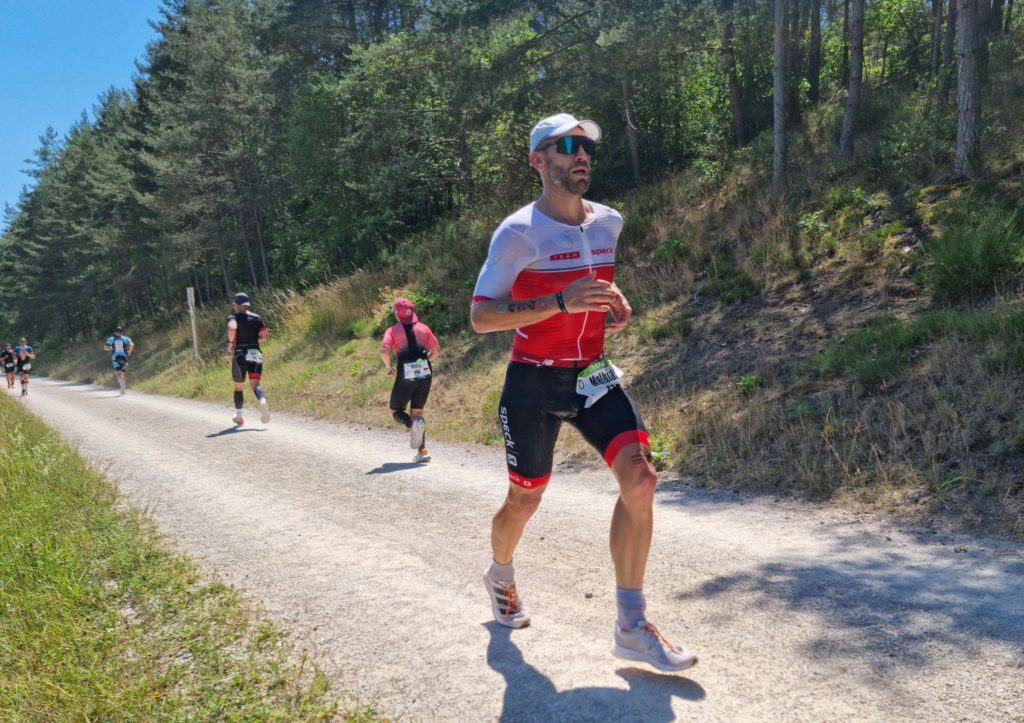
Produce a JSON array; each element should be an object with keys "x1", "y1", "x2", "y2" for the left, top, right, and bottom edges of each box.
[
  {"x1": 20, "y1": 363, "x2": 32, "y2": 371},
  {"x1": 403, "y1": 359, "x2": 431, "y2": 379},
  {"x1": 576, "y1": 358, "x2": 623, "y2": 409},
  {"x1": 244, "y1": 349, "x2": 263, "y2": 364},
  {"x1": 4, "y1": 363, "x2": 14, "y2": 371}
]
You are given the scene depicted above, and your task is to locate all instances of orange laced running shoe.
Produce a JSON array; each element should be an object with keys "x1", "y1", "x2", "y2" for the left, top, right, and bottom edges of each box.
[
  {"x1": 611, "y1": 619, "x2": 698, "y2": 672},
  {"x1": 484, "y1": 573, "x2": 530, "y2": 628}
]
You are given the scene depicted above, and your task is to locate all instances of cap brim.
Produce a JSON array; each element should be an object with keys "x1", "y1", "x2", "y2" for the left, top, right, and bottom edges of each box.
[{"x1": 532, "y1": 119, "x2": 602, "y2": 151}]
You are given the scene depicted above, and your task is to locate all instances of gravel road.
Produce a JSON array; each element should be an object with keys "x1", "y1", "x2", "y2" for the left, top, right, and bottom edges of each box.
[{"x1": 20, "y1": 378, "x2": 1024, "y2": 722}]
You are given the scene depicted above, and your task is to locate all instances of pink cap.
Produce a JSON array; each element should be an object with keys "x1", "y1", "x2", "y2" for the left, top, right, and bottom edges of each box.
[{"x1": 393, "y1": 298, "x2": 418, "y2": 324}]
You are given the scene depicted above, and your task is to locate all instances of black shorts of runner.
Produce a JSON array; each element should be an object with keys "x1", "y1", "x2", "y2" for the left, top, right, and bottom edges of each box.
[
  {"x1": 112, "y1": 355, "x2": 128, "y2": 372},
  {"x1": 3, "y1": 363, "x2": 14, "y2": 375},
  {"x1": 16, "y1": 363, "x2": 31, "y2": 376},
  {"x1": 389, "y1": 375, "x2": 432, "y2": 412},
  {"x1": 231, "y1": 348, "x2": 263, "y2": 383},
  {"x1": 498, "y1": 362, "x2": 649, "y2": 489}
]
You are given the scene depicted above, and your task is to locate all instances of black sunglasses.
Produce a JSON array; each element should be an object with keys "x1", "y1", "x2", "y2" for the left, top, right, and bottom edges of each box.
[{"x1": 538, "y1": 135, "x2": 596, "y2": 157}]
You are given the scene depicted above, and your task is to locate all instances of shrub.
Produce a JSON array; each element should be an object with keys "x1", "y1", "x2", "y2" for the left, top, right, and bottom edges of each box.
[{"x1": 922, "y1": 207, "x2": 1024, "y2": 303}]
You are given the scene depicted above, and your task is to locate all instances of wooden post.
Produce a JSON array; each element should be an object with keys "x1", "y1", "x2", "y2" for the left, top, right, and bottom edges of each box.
[{"x1": 186, "y1": 287, "x2": 201, "y2": 362}]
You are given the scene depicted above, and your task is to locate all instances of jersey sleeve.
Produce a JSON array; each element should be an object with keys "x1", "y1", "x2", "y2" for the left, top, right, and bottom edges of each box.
[
  {"x1": 105, "y1": 337, "x2": 114, "y2": 346},
  {"x1": 472, "y1": 226, "x2": 537, "y2": 303},
  {"x1": 420, "y1": 325, "x2": 439, "y2": 350},
  {"x1": 381, "y1": 326, "x2": 395, "y2": 350},
  {"x1": 124, "y1": 337, "x2": 133, "y2": 346}
]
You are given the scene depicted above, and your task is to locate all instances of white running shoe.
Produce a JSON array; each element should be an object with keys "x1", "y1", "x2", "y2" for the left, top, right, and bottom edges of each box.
[
  {"x1": 259, "y1": 398, "x2": 270, "y2": 424},
  {"x1": 232, "y1": 413, "x2": 244, "y2": 426},
  {"x1": 410, "y1": 416, "x2": 426, "y2": 449},
  {"x1": 611, "y1": 620, "x2": 697, "y2": 672},
  {"x1": 484, "y1": 572, "x2": 530, "y2": 628}
]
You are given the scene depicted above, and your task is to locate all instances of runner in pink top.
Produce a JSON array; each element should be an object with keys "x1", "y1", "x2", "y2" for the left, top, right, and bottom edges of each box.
[
  {"x1": 380, "y1": 298, "x2": 441, "y2": 462},
  {"x1": 472, "y1": 113, "x2": 697, "y2": 673}
]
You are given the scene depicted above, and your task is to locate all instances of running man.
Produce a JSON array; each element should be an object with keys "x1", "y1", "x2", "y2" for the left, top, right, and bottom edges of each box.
[
  {"x1": 227, "y1": 292, "x2": 270, "y2": 426},
  {"x1": 380, "y1": 298, "x2": 442, "y2": 462},
  {"x1": 471, "y1": 113, "x2": 697, "y2": 672},
  {"x1": 13, "y1": 338, "x2": 36, "y2": 397},
  {"x1": 104, "y1": 326, "x2": 135, "y2": 395},
  {"x1": 1, "y1": 343, "x2": 16, "y2": 390}
]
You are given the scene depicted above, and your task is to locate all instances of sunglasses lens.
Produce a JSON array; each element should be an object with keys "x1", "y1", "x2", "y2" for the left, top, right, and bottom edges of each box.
[{"x1": 555, "y1": 136, "x2": 595, "y2": 156}]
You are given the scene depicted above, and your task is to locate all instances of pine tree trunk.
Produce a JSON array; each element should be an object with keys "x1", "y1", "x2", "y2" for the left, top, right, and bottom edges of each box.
[
  {"x1": 954, "y1": 0, "x2": 982, "y2": 177},
  {"x1": 723, "y1": 0, "x2": 747, "y2": 146},
  {"x1": 931, "y1": 0, "x2": 944, "y2": 80},
  {"x1": 838, "y1": 0, "x2": 864, "y2": 161},
  {"x1": 1006, "y1": 0, "x2": 1014, "y2": 31},
  {"x1": 774, "y1": 0, "x2": 788, "y2": 193},
  {"x1": 788, "y1": 0, "x2": 804, "y2": 123},
  {"x1": 808, "y1": 0, "x2": 822, "y2": 103},
  {"x1": 940, "y1": 0, "x2": 957, "y2": 102},
  {"x1": 842, "y1": 0, "x2": 851, "y2": 86},
  {"x1": 621, "y1": 80, "x2": 642, "y2": 180},
  {"x1": 252, "y1": 205, "x2": 270, "y2": 287}
]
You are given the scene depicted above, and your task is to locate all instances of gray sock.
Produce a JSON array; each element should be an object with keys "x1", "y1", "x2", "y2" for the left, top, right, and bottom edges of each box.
[
  {"x1": 489, "y1": 560, "x2": 515, "y2": 583},
  {"x1": 616, "y1": 587, "x2": 646, "y2": 630}
]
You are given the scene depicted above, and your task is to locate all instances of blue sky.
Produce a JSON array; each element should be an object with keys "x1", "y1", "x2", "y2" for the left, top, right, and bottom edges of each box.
[{"x1": 0, "y1": 1, "x2": 164, "y2": 230}]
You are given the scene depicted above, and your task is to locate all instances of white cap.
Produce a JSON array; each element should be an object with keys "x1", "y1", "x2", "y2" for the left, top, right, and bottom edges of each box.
[{"x1": 529, "y1": 113, "x2": 602, "y2": 152}]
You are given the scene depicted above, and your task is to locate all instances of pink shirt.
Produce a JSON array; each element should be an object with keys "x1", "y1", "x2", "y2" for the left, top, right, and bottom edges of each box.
[{"x1": 381, "y1": 321, "x2": 438, "y2": 354}]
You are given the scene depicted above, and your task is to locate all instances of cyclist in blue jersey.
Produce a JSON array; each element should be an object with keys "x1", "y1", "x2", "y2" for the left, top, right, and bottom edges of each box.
[
  {"x1": 104, "y1": 326, "x2": 135, "y2": 395},
  {"x1": 13, "y1": 338, "x2": 35, "y2": 396}
]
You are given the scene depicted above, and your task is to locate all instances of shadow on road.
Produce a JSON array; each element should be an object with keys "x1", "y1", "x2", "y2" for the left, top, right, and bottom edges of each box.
[
  {"x1": 485, "y1": 622, "x2": 704, "y2": 722},
  {"x1": 366, "y1": 462, "x2": 424, "y2": 474},
  {"x1": 205, "y1": 427, "x2": 268, "y2": 438},
  {"x1": 677, "y1": 554, "x2": 1024, "y2": 674}
]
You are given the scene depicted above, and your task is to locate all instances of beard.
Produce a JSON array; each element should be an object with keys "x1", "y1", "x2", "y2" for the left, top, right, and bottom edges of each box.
[{"x1": 549, "y1": 162, "x2": 590, "y2": 195}]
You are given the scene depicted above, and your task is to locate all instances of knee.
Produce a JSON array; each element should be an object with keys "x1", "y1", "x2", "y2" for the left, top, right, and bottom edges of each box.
[
  {"x1": 618, "y1": 465, "x2": 658, "y2": 509},
  {"x1": 504, "y1": 488, "x2": 544, "y2": 521}
]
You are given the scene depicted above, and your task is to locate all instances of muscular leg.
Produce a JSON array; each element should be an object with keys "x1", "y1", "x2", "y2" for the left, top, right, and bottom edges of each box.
[
  {"x1": 491, "y1": 483, "x2": 546, "y2": 565},
  {"x1": 609, "y1": 442, "x2": 658, "y2": 589},
  {"x1": 249, "y1": 377, "x2": 265, "y2": 400}
]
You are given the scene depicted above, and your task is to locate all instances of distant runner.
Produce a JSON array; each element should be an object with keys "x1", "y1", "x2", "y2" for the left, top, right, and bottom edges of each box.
[
  {"x1": 104, "y1": 326, "x2": 135, "y2": 395},
  {"x1": 1, "y1": 343, "x2": 16, "y2": 390},
  {"x1": 13, "y1": 338, "x2": 36, "y2": 397},
  {"x1": 227, "y1": 292, "x2": 270, "y2": 426},
  {"x1": 471, "y1": 113, "x2": 697, "y2": 672},
  {"x1": 380, "y1": 298, "x2": 441, "y2": 463}
]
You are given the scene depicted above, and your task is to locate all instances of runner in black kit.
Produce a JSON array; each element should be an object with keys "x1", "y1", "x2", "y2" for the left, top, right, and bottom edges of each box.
[
  {"x1": 380, "y1": 298, "x2": 442, "y2": 462},
  {"x1": 227, "y1": 292, "x2": 270, "y2": 426},
  {"x1": 13, "y1": 338, "x2": 36, "y2": 397},
  {"x1": 472, "y1": 113, "x2": 697, "y2": 672},
  {"x1": 1, "y1": 343, "x2": 16, "y2": 390}
]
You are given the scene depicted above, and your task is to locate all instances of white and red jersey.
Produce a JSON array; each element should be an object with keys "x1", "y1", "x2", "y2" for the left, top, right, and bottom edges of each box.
[{"x1": 473, "y1": 201, "x2": 623, "y2": 367}]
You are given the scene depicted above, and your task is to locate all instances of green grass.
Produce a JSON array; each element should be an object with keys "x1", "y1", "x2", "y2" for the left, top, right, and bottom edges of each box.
[
  {"x1": 0, "y1": 395, "x2": 375, "y2": 721},
  {"x1": 808, "y1": 305, "x2": 1024, "y2": 385}
]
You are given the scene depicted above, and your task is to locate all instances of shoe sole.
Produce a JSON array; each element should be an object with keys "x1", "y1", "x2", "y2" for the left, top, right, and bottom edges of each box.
[
  {"x1": 483, "y1": 574, "x2": 530, "y2": 628},
  {"x1": 610, "y1": 643, "x2": 698, "y2": 672}
]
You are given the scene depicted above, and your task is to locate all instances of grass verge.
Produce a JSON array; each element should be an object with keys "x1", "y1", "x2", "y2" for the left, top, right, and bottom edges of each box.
[{"x1": 0, "y1": 393, "x2": 375, "y2": 720}]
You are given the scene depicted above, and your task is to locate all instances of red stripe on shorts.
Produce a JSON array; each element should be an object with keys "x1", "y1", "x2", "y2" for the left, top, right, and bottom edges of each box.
[
  {"x1": 508, "y1": 470, "x2": 551, "y2": 489},
  {"x1": 603, "y1": 430, "x2": 650, "y2": 466}
]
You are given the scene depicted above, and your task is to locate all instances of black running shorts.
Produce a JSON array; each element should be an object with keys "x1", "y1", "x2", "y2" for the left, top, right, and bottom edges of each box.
[
  {"x1": 231, "y1": 348, "x2": 263, "y2": 382},
  {"x1": 390, "y1": 375, "x2": 432, "y2": 411},
  {"x1": 497, "y1": 362, "x2": 649, "y2": 488}
]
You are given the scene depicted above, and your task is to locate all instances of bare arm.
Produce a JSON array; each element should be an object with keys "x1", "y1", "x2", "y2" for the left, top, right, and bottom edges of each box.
[
  {"x1": 471, "y1": 273, "x2": 622, "y2": 334},
  {"x1": 380, "y1": 346, "x2": 395, "y2": 376},
  {"x1": 604, "y1": 282, "x2": 633, "y2": 334}
]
